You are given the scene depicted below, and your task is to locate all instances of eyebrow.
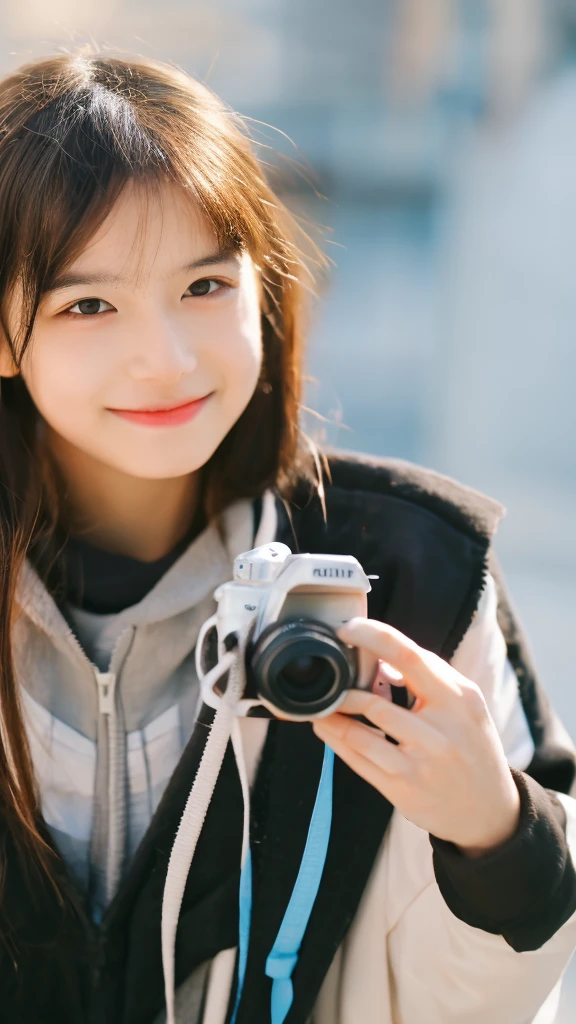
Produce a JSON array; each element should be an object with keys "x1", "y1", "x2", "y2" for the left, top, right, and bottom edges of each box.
[{"x1": 47, "y1": 246, "x2": 241, "y2": 292}]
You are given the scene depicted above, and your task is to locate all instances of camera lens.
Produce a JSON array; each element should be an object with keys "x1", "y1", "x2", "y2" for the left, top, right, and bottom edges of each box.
[
  {"x1": 276, "y1": 652, "x2": 337, "y2": 704},
  {"x1": 249, "y1": 619, "x2": 355, "y2": 717},
  {"x1": 280, "y1": 656, "x2": 325, "y2": 687}
]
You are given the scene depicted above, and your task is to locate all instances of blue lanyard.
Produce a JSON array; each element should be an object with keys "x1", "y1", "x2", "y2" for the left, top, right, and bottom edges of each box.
[{"x1": 231, "y1": 743, "x2": 335, "y2": 1024}]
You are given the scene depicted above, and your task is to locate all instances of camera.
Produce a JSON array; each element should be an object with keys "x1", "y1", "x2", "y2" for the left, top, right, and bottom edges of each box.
[{"x1": 197, "y1": 542, "x2": 379, "y2": 720}]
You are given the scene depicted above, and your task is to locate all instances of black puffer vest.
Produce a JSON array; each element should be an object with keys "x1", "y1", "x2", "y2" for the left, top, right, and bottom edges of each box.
[{"x1": 1, "y1": 452, "x2": 573, "y2": 1024}]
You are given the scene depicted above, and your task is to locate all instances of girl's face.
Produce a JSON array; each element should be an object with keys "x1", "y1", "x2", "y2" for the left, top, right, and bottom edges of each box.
[{"x1": 3, "y1": 181, "x2": 263, "y2": 479}]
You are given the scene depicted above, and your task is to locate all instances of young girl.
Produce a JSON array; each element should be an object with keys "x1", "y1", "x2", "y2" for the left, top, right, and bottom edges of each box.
[{"x1": 0, "y1": 51, "x2": 574, "y2": 1024}]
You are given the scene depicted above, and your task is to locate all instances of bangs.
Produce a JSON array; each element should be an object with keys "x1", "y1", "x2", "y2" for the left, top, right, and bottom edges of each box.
[{"x1": 0, "y1": 56, "x2": 275, "y2": 359}]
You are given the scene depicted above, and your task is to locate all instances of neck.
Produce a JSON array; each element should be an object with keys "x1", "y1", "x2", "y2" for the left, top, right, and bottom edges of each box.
[{"x1": 47, "y1": 430, "x2": 202, "y2": 562}]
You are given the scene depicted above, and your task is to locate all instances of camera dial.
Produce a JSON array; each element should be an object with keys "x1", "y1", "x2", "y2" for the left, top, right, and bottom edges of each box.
[{"x1": 234, "y1": 543, "x2": 291, "y2": 583}]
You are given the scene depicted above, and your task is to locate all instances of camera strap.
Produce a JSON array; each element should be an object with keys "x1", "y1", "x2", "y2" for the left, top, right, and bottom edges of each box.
[{"x1": 231, "y1": 742, "x2": 335, "y2": 1024}]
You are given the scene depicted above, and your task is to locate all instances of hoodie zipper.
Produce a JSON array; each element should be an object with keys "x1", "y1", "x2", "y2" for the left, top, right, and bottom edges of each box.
[
  {"x1": 94, "y1": 669, "x2": 124, "y2": 906},
  {"x1": 42, "y1": 612, "x2": 132, "y2": 915},
  {"x1": 61, "y1": 663, "x2": 127, "y2": 1021},
  {"x1": 48, "y1": 615, "x2": 133, "y2": 912},
  {"x1": 96, "y1": 671, "x2": 116, "y2": 715},
  {"x1": 26, "y1": 602, "x2": 131, "y2": 912},
  {"x1": 101, "y1": 670, "x2": 122, "y2": 909}
]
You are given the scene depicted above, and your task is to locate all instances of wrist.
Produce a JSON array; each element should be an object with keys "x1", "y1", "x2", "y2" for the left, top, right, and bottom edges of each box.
[
  {"x1": 456, "y1": 776, "x2": 521, "y2": 859},
  {"x1": 430, "y1": 769, "x2": 576, "y2": 951}
]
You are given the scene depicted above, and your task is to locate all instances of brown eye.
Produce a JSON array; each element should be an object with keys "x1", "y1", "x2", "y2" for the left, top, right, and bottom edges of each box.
[
  {"x1": 68, "y1": 298, "x2": 114, "y2": 315},
  {"x1": 186, "y1": 279, "x2": 220, "y2": 297}
]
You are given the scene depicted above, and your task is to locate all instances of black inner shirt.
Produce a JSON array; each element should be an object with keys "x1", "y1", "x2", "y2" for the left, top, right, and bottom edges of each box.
[
  {"x1": 63, "y1": 515, "x2": 205, "y2": 615},
  {"x1": 64, "y1": 534, "x2": 190, "y2": 614},
  {"x1": 59, "y1": 497, "x2": 262, "y2": 615}
]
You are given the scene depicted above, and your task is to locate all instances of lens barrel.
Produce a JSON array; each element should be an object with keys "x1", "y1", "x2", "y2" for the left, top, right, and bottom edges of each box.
[{"x1": 249, "y1": 618, "x2": 356, "y2": 716}]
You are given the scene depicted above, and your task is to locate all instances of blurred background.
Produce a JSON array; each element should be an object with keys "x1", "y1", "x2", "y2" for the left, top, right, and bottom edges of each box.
[{"x1": 2, "y1": 1, "x2": 576, "y2": 1017}]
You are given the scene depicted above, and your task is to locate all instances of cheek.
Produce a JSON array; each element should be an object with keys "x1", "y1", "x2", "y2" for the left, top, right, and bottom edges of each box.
[
  {"x1": 223, "y1": 329, "x2": 262, "y2": 391},
  {"x1": 210, "y1": 290, "x2": 263, "y2": 398},
  {"x1": 19, "y1": 332, "x2": 108, "y2": 427}
]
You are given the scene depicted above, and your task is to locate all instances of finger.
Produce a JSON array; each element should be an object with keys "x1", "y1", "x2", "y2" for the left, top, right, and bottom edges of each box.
[
  {"x1": 314, "y1": 714, "x2": 408, "y2": 775},
  {"x1": 334, "y1": 689, "x2": 448, "y2": 754},
  {"x1": 338, "y1": 618, "x2": 460, "y2": 705},
  {"x1": 313, "y1": 723, "x2": 403, "y2": 800}
]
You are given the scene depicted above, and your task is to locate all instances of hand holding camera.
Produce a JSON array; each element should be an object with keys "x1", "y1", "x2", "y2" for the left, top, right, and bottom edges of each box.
[{"x1": 314, "y1": 618, "x2": 522, "y2": 859}]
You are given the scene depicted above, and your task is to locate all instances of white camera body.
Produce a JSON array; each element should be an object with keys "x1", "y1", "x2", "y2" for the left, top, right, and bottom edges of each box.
[{"x1": 199, "y1": 542, "x2": 378, "y2": 720}]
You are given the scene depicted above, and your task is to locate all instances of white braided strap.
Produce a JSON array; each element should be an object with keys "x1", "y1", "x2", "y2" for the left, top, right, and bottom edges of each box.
[{"x1": 161, "y1": 639, "x2": 247, "y2": 1024}]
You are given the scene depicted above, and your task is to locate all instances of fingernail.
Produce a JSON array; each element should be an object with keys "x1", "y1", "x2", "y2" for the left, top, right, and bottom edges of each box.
[{"x1": 337, "y1": 618, "x2": 362, "y2": 640}]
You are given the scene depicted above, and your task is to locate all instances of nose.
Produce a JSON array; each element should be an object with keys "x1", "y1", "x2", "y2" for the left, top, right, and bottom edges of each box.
[{"x1": 127, "y1": 312, "x2": 198, "y2": 383}]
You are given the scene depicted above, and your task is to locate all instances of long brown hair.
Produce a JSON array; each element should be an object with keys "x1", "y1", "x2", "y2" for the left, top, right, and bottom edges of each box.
[{"x1": 0, "y1": 52, "x2": 318, "y2": 884}]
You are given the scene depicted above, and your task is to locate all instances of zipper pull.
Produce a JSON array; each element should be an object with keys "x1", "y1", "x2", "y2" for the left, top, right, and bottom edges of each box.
[{"x1": 96, "y1": 671, "x2": 116, "y2": 715}]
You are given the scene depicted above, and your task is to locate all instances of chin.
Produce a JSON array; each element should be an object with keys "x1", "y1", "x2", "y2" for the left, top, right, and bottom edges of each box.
[{"x1": 108, "y1": 440, "x2": 224, "y2": 479}]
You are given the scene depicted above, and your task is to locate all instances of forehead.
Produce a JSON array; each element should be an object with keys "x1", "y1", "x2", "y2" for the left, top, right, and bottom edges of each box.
[{"x1": 69, "y1": 180, "x2": 221, "y2": 284}]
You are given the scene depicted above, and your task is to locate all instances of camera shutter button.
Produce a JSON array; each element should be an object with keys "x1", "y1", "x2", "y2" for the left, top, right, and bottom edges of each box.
[{"x1": 233, "y1": 544, "x2": 291, "y2": 582}]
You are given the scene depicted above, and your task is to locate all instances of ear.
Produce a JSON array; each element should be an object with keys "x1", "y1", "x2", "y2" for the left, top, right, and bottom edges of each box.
[{"x1": 0, "y1": 334, "x2": 19, "y2": 378}]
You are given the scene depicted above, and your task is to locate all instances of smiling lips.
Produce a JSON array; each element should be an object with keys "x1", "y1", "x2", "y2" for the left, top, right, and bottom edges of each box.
[{"x1": 108, "y1": 394, "x2": 212, "y2": 427}]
